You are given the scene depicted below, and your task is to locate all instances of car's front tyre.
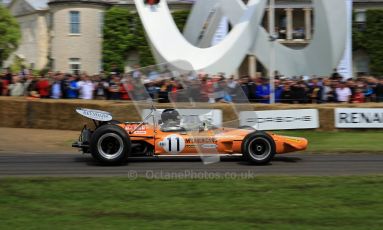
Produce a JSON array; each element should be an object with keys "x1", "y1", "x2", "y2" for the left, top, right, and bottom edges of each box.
[
  {"x1": 90, "y1": 124, "x2": 131, "y2": 165},
  {"x1": 242, "y1": 131, "x2": 276, "y2": 165}
]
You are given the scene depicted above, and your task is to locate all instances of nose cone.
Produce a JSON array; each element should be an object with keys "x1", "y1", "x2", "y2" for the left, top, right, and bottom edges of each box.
[
  {"x1": 298, "y1": 138, "x2": 309, "y2": 151},
  {"x1": 280, "y1": 136, "x2": 309, "y2": 153},
  {"x1": 263, "y1": 133, "x2": 310, "y2": 154}
]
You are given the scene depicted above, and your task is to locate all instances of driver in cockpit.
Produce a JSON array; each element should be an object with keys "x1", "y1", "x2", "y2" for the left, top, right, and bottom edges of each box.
[{"x1": 160, "y1": 109, "x2": 184, "y2": 132}]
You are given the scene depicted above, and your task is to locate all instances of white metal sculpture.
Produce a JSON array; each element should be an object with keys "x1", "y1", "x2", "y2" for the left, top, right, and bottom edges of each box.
[{"x1": 135, "y1": 0, "x2": 347, "y2": 77}]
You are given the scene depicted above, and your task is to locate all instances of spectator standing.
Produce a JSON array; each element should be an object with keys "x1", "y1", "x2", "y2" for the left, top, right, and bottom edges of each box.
[
  {"x1": 364, "y1": 77, "x2": 376, "y2": 102},
  {"x1": 335, "y1": 81, "x2": 352, "y2": 103},
  {"x1": 108, "y1": 74, "x2": 121, "y2": 100},
  {"x1": 280, "y1": 84, "x2": 292, "y2": 103},
  {"x1": 148, "y1": 67, "x2": 160, "y2": 82},
  {"x1": 346, "y1": 79, "x2": 356, "y2": 102},
  {"x1": 158, "y1": 79, "x2": 173, "y2": 103},
  {"x1": 187, "y1": 79, "x2": 203, "y2": 102},
  {"x1": 50, "y1": 74, "x2": 63, "y2": 99},
  {"x1": 65, "y1": 75, "x2": 79, "y2": 99},
  {"x1": 330, "y1": 68, "x2": 342, "y2": 80},
  {"x1": 4, "y1": 68, "x2": 13, "y2": 84},
  {"x1": 120, "y1": 76, "x2": 134, "y2": 100},
  {"x1": 8, "y1": 76, "x2": 24, "y2": 96},
  {"x1": 200, "y1": 76, "x2": 212, "y2": 102},
  {"x1": 375, "y1": 78, "x2": 383, "y2": 102},
  {"x1": 321, "y1": 79, "x2": 332, "y2": 103},
  {"x1": 132, "y1": 64, "x2": 142, "y2": 80},
  {"x1": 274, "y1": 79, "x2": 284, "y2": 103},
  {"x1": 291, "y1": 81, "x2": 309, "y2": 104},
  {"x1": 78, "y1": 74, "x2": 94, "y2": 100},
  {"x1": 239, "y1": 76, "x2": 250, "y2": 101},
  {"x1": 309, "y1": 79, "x2": 322, "y2": 103},
  {"x1": 352, "y1": 88, "x2": 365, "y2": 103},
  {"x1": 145, "y1": 80, "x2": 159, "y2": 100},
  {"x1": 2, "y1": 68, "x2": 13, "y2": 96},
  {"x1": 0, "y1": 75, "x2": 3, "y2": 95},
  {"x1": 110, "y1": 64, "x2": 121, "y2": 76},
  {"x1": 241, "y1": 76, "x2": 256, "y2": 102},
  {"x1": 36, "y1": 75, "x2": 51, "y2": 98},
  {"x1": 93, "y1": 75, "x2": 109, "y2": 100},
  {"x1": 226, "y1": 76, "x2": 240, "y2": 101},
  {"x1": 145, "y1": 0, "x2": 160, "y2": 5},
  {"x1": 24, "y1": 73, "x2": 38, "y2": 97},
  {"x1": 255, "y1": 78, "x2": 270, "y2": 104},
  {"x1": 213, "y1": 76, "x2": 226, "y2": 102}
]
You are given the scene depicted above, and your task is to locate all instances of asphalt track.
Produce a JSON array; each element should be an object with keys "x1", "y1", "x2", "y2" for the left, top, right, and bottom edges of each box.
[{"x1": 0, "y1": 153, "x2": 382, "y2": 177}]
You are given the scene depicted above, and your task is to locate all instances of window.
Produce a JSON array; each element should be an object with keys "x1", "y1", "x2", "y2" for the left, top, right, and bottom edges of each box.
[
  {"x1": 69, "y1": 11, "x2": 80, "y2": 34},
  {"x1": 69, "y1": 58, "x2": 81, "y2": 75},
  {"x1": 99, "y1": 59, "x2": 103, "y2": 73},
  {"x1": 99, "y1": 11, "x2": 104, "y2": 36},
  {"x1": 355, "y1": 10, "x2": 366, "y2": 23},
  {"x1": 48, "y1": 58, "x2": 55, "y2": 70},
  {"x1": 48, "y1": 13, "x2": 53, "y2": 30},
  {"x1": 354, "y1": 10, "x2": 366, "y2": 31}
]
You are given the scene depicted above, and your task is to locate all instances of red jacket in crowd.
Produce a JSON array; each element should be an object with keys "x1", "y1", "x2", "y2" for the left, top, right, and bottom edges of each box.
[
  {"x1": 36, "y1": 79, "x2": 50, "y2": 98},
  {"x1": 145, "y1": 0, "x2": 160, "y2": 5}
]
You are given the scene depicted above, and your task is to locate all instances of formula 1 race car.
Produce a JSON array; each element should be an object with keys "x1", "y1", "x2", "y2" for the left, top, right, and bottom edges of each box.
[{"x1": 73, "y1": 108, "x2": 308, "y2": 165}]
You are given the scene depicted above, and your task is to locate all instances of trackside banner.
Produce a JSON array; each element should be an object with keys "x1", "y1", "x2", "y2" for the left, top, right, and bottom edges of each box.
[
  {"x1": 142, "y1": 109, "x2": 223, "y2": 127},
  {"x1": 335, "y1": 108, "x2": 383, "y2": 128},
  {"x1": 240, "y1": 109, "x2": 319, "y2": 130}
]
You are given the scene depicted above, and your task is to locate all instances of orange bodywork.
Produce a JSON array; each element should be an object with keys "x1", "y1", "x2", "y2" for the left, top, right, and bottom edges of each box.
[{"x1": 118, "y1": 123, "x2": 308, "y2": 156}]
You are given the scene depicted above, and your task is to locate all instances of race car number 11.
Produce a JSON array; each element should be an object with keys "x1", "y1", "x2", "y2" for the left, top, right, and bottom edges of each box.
[{"x1": 160, "y1": 134, "x2": 185, "y2": 154}]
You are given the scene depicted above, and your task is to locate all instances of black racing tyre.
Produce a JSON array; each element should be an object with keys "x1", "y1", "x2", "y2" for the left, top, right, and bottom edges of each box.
[
  {"x1": 238, "y1": 126, "x2": 256, "y2": 131},
  {"x1": 242, "y1": 131, "x2": 276, "y2": 165},
  {"x1": 108, "y1": 120, "x2": 122, "y2": 125},
  {"x1": 99, "y1": 120, "x2": 122, "y2": 126},
  {"x1": 90, "y1": 124, "x2": 131, "y2": 165}
]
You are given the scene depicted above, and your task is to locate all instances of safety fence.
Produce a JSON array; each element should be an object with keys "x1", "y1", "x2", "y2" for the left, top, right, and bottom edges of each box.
[{"x1": 0, "y1": 98, "x2": 382, "y2": 131}]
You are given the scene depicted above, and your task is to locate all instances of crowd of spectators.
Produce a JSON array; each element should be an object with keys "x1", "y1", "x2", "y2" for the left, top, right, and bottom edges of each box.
[{"x1": 1, "y1": 66, "x2": 383, "y2": 104}]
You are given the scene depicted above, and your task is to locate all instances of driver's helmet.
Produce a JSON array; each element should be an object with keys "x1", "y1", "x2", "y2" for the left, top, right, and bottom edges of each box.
[{"x1": 161, "y1": 109, "x2": 181, "y2": 126}]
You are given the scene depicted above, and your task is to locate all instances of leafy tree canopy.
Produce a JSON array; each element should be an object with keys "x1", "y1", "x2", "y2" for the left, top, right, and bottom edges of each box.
[
  {"x1": 102, "y1": 7, "x2": 189, "y2": 72},
  {"x1": 353, "y1": 10, "x2": 383, "y2": 76},
  {"x1": 0, "y1": 5, "x2": 21, "y2": 64}
]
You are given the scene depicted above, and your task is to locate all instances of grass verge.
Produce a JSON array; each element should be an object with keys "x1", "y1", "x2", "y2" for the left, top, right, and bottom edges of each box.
[
  {"x1": 274, "y1": 131, "x2": 383, "y2": 153},
  {"x1": 0, "y1": 176, "x2": 382, "y2": 229}
]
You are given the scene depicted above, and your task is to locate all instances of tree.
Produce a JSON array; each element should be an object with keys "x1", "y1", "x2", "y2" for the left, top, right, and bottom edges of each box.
[
  {"x1": 0, "y1": 5, "x2": 21, "y2": 67},
  {"x1": 353, "y1": 10, "x2": 383, "y2": 76},
  {"x1": 102, "y1": 7, "x2": 190, "y2": 72},
  {"x1": 103, "y1": 7, "x2": 155, "y2": 72}
]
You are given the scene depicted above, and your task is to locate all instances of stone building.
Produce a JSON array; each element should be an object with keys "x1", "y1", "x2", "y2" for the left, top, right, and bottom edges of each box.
[
  {"x1": 49, "y1": 0, "x2": 111, "y2": 74},
  {"x1": 6, "y1": 0, "x2": 50, "y2": 70},
  {"x1": 5, "y1": 0, "x2": 383, "y2": 76}
]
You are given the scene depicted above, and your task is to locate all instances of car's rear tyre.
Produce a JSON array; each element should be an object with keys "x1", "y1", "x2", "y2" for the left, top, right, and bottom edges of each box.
[
  {"x1": 108, "y1": 120, "x2": 122, "y2": 125},
  {"x1": 242, "y1": 131, "x2": 275, "y2": 165},
  {"x1": 90, "y1": 124, "x2": 131, "y2": 165},
  {"x1": 238, "y1": 125, "x2": 256, "y2": 131}
]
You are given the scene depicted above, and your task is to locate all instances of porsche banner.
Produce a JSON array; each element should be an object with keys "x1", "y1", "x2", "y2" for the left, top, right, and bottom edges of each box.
[{"x1": 240, "y1": 109, "x2": 320, "y2": 130}]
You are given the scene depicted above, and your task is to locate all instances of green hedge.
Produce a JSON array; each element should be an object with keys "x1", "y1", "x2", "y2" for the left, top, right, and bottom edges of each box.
[
  {"x1": 102, "y1": 7, "x2": 190, "y2": 72},
  {"x1": 353, "y1": 10, "x2": 383, "y2": 76}
]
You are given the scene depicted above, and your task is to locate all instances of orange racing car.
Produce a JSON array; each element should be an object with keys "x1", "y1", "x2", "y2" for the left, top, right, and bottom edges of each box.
[{"x1": 73, "y1": 108, "x2": 308, "y2": 165}]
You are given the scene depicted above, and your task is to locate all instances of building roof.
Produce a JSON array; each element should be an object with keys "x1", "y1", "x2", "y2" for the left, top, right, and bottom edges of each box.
[
  {"x1": 48, "y1": 0, "x2": 191, "y2": 5},
  {"x1": 354, "y1": 0, "x2": 383, "y2": 2},
  {"x1": 1, "y1": 0, "x2": 11, "y2": 5},
  {"x1": 25, "y1": 0, "x2": 48, "y2": 10},
  {"x1": 48, "y1": 0, "x2": 116, "y2": 5}
]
